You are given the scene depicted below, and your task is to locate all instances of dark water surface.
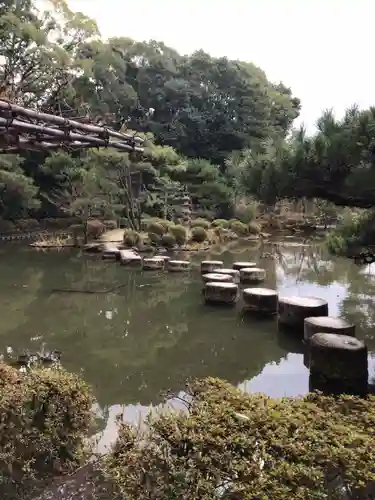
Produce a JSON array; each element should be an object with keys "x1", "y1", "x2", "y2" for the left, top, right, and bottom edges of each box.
[{"x1": 1, "y1": 239, "x2": 374, "y2": 449}]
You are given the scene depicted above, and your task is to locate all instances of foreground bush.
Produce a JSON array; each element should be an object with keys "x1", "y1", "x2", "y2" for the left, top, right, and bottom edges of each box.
[
  {"x1": 0, "y1": 364, "x2": 94, "y2": 485},
  {"x1": 103, "y1": 378, "x2": 375, "y2": 499}
]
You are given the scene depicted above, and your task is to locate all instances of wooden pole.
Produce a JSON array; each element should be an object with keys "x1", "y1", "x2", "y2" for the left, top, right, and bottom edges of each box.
[{"x1": 0, "y1": 99, "x2": 144, "y2": 144}]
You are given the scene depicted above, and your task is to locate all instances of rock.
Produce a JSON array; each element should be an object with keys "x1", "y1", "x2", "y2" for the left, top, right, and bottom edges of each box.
[
  {"x1": 102, "y1": 246, "x2": 120, "y2": 260},
  {"x1": 309, "y1": 333, "x2": 368, "y2": 395},
  {"x1": 83, "y1": 243, "x2": 102, "y2": 253},
  {"x1": 167, "y1": 260, "x2": 190, "y2": 272},
  {"x1": 202, "y1": 273, "x2": 234, "y2": 284},
  {"x1": 240, "y1": 267, "x2": 266, "y2": 284},
  {"x1": 304, "y1": 316, "x2": 355, "y2": 343},
  {"x1": 143, "y1": 257, "x2": 165, "y2": 270},
  {"x1": 201, "y1": 260, "x2": 224, "y2": 274},
  {"x1": 119, "y1": 250, "x2": 142, "y2": 266},
  {"x1": 242, "y1": 288, "x2": 278, "y2": 316},
  {"x1": 212, "y1": 268, "x2": 240, "y2": 284},
  {"x1": 232, "y1": 261, "x2": 257, "y2": 271},
  {"x1": 204, "y1": 282, "x2": 239, "y2": 306},
  {"x1": 278, "y1": 296, "x2": 328, "y2": 332}
]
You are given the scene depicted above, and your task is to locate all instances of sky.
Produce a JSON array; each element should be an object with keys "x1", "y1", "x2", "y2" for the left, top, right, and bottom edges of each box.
[{"x1": 68, "y1": 0, "x2": 375, "y2": 133}]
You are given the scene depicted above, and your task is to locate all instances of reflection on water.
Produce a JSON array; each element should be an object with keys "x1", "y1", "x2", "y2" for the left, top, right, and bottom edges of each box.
[{"x1": 0, "y1": 240, "x2": 374, "y2": 449}]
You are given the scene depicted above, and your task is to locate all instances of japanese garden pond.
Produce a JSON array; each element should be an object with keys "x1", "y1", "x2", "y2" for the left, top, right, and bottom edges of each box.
[{"x1": 1, "y1": 237, "x2": 375, "y2": 450}]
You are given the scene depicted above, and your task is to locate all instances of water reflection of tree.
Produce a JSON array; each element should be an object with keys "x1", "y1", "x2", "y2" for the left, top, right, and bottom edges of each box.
[
  {"x1": 278, "y1": 244, "x2": 375, "y2": 339},
  {"x1": 0, "y1": 249, "x2": 287, "y2": 408}
]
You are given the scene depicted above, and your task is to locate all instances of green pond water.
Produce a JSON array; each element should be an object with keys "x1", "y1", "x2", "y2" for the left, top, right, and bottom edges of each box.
[{"x1": 0, "y1": 239, "x2": 374, "y2": 449}]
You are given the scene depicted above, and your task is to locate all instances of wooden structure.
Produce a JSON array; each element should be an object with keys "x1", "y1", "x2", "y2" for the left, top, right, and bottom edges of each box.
[{"x1": 0, "y1": 100, "x2": 144, "y2": 154}]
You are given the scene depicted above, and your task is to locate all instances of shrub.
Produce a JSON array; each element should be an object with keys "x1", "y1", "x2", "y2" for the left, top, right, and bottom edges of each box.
[
  {"x1": 234, "y1": 202, "x2": 258, "y2": 223},
  {"x1": 248, "y1": 221, "x2": 261, "y2": 234},
  {"x1": 211, "y1": 219, "x2": 229, "y2": 229},
  {"x1": 87, "y1": 219, "x2": 106, "y2": 240},
  {"x1": 123, "y1": 229, "x2": 140, "y2": 247},
  {"x1": 104, "y1": 377, "x2": 375, "y2": 499},
  {"x1": 190, "y1": 226, "x2": 207, "y2": 243},
  {"x1": 190, "y1": 218, "x2": 210, "y2": 230},
  {"x1": 148, "y1": 222, "x2": 165, "y2": 236},
  {"x1": 0, "y1": 364, "x2": 93, "y2": 486},
  {"x1": 0, "y1": 219, "x2": 16, "y2": 233},
  {"x1": 169, "y1": 224, "x2": 187, "y2": 245},
  {"x1": 229, "y1": 219, "x2": 248, "y2": 236},
  {"x1": 15, "y1": 219, "x2": 40, "y2": 231},
  {"x1": 157, "y1": 219, "x2": 175, "y2": 232},
  {"x1": 148, "y1": 232, "x2": 162, "y2": 246},
  {"x1": 69, "y1": 223, "x2": 85, "y2": 236},
  {"x1": 103, "y1": 220, "x2": 117, "y2": 230},
  {"x1": 161, "y1": 233, "x2": 176, "y2": 248}
]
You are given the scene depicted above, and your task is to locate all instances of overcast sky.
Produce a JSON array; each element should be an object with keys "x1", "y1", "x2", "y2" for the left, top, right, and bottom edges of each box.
[{"x1": 68, "y1": 0, "x2": 374, "y2": 133}]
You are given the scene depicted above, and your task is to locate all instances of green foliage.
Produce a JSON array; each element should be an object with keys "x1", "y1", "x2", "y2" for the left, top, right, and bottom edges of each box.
[
  {"x1": 0, "y1": 0, "x2": 301, "y2": 226},
  {"x1": 147, "y1": 222, "x2": 166, "y2": 236},
  {"x1": 190, "y1": 218, "x2": 210, "y2": 229},
  {"x1": 123, "y1": 229, "x2": 140, "y2": 247},
  {"x1": 103, "y1": 377, "x2": 375, "y2": 499},
  {"x1": 248, "y1": 221, "x2": 261, "y2": 234},
  {"x1": 234, "y1": 202, "x2": 258, "y2": 223},
  {"x1": 169, "y1": 224, "x2": 187, "y2": 245},
  {"x1": 0, "y1": 363, "x2": 94, "y2": 486},
  {"x1": 148, "y1": 232, "x2": 161, "y2": 246},
  {"x1": 211, "y1": 219, "x2": 229, "y2": 228},
  {"x1": 190, "y1": 226, "x2": 208, "y2": 243},
  {"x1": 0, "y1": 155, "x2": 40, "y2": 220},
  {"x1": 161, "y1": 233, "x2": 176, "y2": 248},
  {"x1": 229, "y1": 219, "x2": 249, "y2": 236},
  {"x1": 87, "y1": 219, "x2": 106, "y2": 239},
  {"x1": 326, "y1": 210, "x2": 373, "y2": 255},
  {"x1": 103, "y1": 220, "x2": 118, "y2": 230}
]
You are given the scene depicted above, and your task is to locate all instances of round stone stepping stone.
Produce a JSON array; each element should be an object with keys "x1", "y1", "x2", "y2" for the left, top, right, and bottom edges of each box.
[
  {"x1": 233, "y1": 261, "x2": 257, "y2": 271},
  {"x1": 143, "y1": 257, "x2": 165, "y2": 270},
  {"x1": 201, "y1": 260, "x2": 223, "y2": 274},
  {"x1": 240, "y1": 267, "x2": 266, "y2": 284},
  {"x1": 119, "y1": 250, "x2": 142, "y2": 266},
  {"x1": 304, "y1": 316, "x2": 355, "y2": 342},
  {"x1": 204, "y1": 282, "x2": 239, "y2": 305},
  {"x1": 309, "y1": 333, "x2": 368, "y2": 395},
  {"x1": 243, "y1": 288, "x2": 278, "y2": 315},
  {"x1": 278, "y1": 296, "x2": 328, "y2": 331},
  {"x1": 102, "y1": 246, "x2": 121, "y2": 260},
  {"x1": 202, "y1": 273, "x2": 233, "y2": 284},
  {"x1": 168, "y1": 260, "x2": 190, "y2": 272},
  {"x1": 212, "y1": 268, "x2": 240, "y2": 284}
]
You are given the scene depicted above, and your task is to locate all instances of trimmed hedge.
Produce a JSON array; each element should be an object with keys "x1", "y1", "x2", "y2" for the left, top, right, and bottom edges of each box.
[{"x1": 190, "y1": 226, "x2": 207, "y2": 243}]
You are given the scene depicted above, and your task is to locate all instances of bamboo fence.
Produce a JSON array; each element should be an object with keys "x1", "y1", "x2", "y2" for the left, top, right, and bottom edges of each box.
[{"x1": 0, "y1": 99, "x2": 144, "y2": 154}]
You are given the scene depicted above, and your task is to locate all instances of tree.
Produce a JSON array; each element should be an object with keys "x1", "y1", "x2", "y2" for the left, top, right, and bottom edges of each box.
[
  {"x1": 0, "y1": 154, "x2": 39, "y2": 220},
  {"x1": 245, "y1": 106, "x2": 375, "y2": 210},
  {"x1": 0, "y1": 0, "x2": 99, "y2": 111},
  {"x1": 73, "y1": 40, "x2": 300, "y2": 163}
]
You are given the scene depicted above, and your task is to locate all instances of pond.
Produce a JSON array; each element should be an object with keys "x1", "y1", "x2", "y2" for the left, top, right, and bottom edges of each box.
[{"x1": 1, "y1": 238, "x2": 375, "y2": 450}]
